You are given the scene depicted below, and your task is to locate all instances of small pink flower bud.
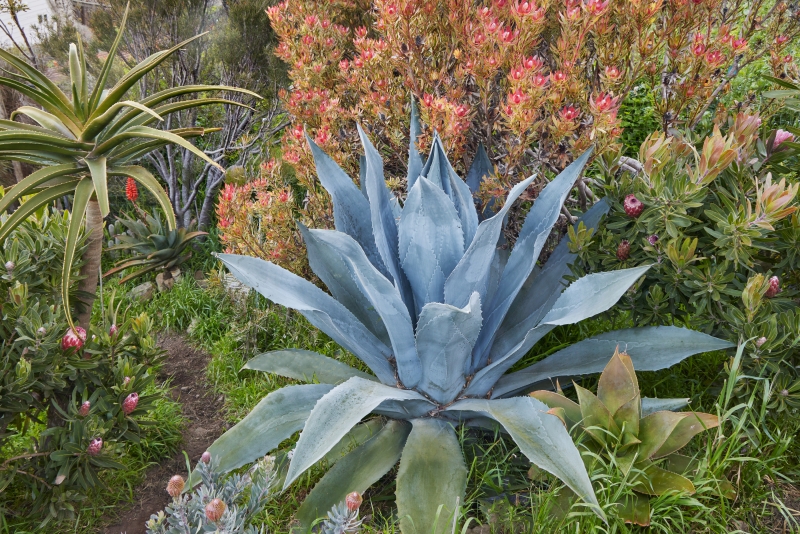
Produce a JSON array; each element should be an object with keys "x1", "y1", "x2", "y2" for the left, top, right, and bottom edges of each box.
[
  {"x1": 109, "y1": 324, "x2": 118, "y2": 337},
  {"x1": 755, "y1": 337, "x2": 767, "y2": 348},
  {"x1": 61, "y1": 327, "x2": 87, "y2": 350},
  {"x1": 4, "y1": 261, "x2": 14, "y2": 272},
  {"x1": 201, "y1": 451, "x2": 212, "y2": 464},
  {"x1": 79, "y1": 401, "x2": 90, "y2": 417},
  {"x1": 122, "y1": 392, "x2": 139, "y2": 415},
  {"x1": 205, "y1": 498, "x2": 226, "y2": 522},
  {"x1": 87, "y1": 438, "x2": 103, "y2": 456},
  {"x1": 773, "y1": 129, "x2": 794, "y2": 149},
  {"x1": 37, "y1": 327, "x2": 47, "y2": 336},
  {"x1": 765, "y1": 276, "x2": 781, "y2": 298},
  {"x1": 345, "y1": 491, "x2": 363, "y2": 512},
  {"x1": 617, "y1": 240, "x2": 631, "y2": 261},
  {"x1": 123, "y1": 376, "x2": 131, "y2": 386},
  {"x1": 167, "y1": 475, "x2": 185, "y2": 497},
  {"x1": 647, "y1": 235, "x2": 659, "y2": 245},
  {"x1": 624, "y1": 194, "x2": 644, "y2": 218}
]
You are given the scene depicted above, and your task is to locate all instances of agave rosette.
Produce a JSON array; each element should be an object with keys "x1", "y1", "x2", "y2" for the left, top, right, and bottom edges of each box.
[
  {"x1": 0, "y1": 7, "x2": 257, "y2": 324},
  {"x1": 208, "y1": 105, "x2": 732, "y2": 532}
]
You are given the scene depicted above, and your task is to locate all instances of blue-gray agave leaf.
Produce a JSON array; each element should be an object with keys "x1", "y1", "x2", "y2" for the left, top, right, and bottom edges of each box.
[
  {"x1": 472, "y1": 150, "x2": 593, "y2": 370},
  {"x1": 301, "y1": 226, "x2": 421, "y2": 387},
  {"x1": 217, "y1": 254, "x2": 396, "y2": 384},
  {"x1": 358, "y1": 124, "x2": 415, "y2": 316},
  {"x1": 399, "y1": 176, "x2": 465, "y2": 315},
  {"x1": 307, "y1": 136, "x2": 387, "y2": 278},
  {"x1": 415, "y1": 292, "x2": 482, "y2": 404},
  {"x1": 407, "y1": 98, "x2": 423, "y2": 189}
]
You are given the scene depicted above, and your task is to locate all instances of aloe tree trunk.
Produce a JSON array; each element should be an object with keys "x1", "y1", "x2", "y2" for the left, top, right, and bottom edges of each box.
[{"x1": 76, "y1": 199, "x2": 104, "y2": 328}]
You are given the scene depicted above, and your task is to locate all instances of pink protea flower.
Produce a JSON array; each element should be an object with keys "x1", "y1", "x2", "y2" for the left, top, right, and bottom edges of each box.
[
  {"x1": 773, "y1": 129, "x2": 794, "y2": 149},
  {"x1": 79, "y1": 401, "x2": 91, "y2": 417},
  {"x1": 559, "y1": 106, "x2": 580, "y2": 121},
  {"x1": 62, "y1": 327, "x2": 87, "y2": 351},
  {"x1": 523, "y1": 56, "x2": 543, "y2": 70},
  {"x1": 205, "y1": 499, "x2": 226, "y2": 523},
  {"x1": 122, "y1": 392, "x2": 139, "y2": 415},
  {"x1": 109, "y1": 324, "x2": 118, "y2": 337},
  {"x1": 551, "y1": 70, "x2": 567, "y2": 83},
  {"x1": 765, "y1": 276, "x2": 781, "y2": 298},
  {"x1": 605, "y1": 65, "x2": 621, "y2": 79},
  {"x1": 87, "y1": 438, "x2": 103, "y2": 456},
  {"x1": 345, "y1": 491, "x2": 363, "y2": 512},
  {"x1": 201, "y1": 451, "x2": 212, "y2": 464},
  {"x1": 777, "y1": 35, "x2": 789, "y2": 45},
  {"x1": 167, "y1": 475, "x2": 185, "y2": 497},
  {"x1": 617, "y1": 240, "x2": 631, "y2": 261},
  {"x1": 624, "y1": 194, "x2": 644, "y2": 218},
  {"x1": 648, "y1": 235, "x2": 659, "y2": 245}
]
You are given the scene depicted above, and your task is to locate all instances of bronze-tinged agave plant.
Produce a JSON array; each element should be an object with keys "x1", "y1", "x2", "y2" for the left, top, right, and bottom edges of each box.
[
  {"x1": 533, "y1": 349, "x2": 723, "y2": 526},
  {"x1": 200, "y1": 102, "x2": 732, "y2": 533},
  {"x1": 0, "y1": 5, "x2": 257, "y2": 327}
]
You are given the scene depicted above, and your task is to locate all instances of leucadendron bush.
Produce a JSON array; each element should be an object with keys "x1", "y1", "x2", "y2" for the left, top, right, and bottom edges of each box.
[
  {"x1": 573, "y1": 111, "x2": 800, "y2": 407},
  {"x1": 205, "y1": 108, "x2": 732, "y2": 533}
]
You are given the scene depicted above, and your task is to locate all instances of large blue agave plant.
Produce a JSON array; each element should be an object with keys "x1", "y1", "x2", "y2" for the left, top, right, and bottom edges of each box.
[{"x1": 206, "y1": 106, "x2": 732, "y2": 532}]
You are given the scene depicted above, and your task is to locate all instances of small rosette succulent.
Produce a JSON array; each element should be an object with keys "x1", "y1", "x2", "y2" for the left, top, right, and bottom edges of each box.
[
  {"x1": 207, "y1": 104, "x2": 732, "y2": 532},
  {"x1": 532, "y1": 349, "x2": 721, "y2": 526}
]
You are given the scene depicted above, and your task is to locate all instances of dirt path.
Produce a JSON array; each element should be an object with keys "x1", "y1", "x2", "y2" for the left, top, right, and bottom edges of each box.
[{"x1": 103, "y1": 334, "x2": 227, "y2": 534}]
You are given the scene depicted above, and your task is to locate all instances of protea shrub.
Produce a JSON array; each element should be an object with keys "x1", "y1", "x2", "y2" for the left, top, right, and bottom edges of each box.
[{"x1": 206, "y1": 109, "x2": 732, "y2": 532}]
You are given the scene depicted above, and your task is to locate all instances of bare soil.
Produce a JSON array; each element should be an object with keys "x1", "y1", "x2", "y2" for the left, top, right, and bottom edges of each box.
[{"x1": 103, "y1": 334, "x2": 227, "y2": 534}]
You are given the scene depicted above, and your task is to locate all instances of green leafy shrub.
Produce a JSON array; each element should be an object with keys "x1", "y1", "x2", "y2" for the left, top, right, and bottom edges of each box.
[
  {"x1": 573, "y1": 112, "x2": 800, "y2": 405},
  {"x1": 204, "y1": 109, "x2": 732, "y2": 532},
  {"x1": 532, "y1": 349, "x2": 723, "y2": 526},
  {"x1": 0, "y1": 208, "x2": 166, "y2": 523}
]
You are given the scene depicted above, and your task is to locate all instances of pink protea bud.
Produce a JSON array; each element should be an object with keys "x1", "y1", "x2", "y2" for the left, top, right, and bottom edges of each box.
[
  {"x1": 122, "y1": 392, "x2": 139, "y2": 415},
  {"x1": 617, "y1": 240, "x2": 631, "y2": 261},
  {"x1": 345, "y1": 491, "x2": 363, "y2": 512},
  {"x1": 773, "y1": 129, "x2": 794, "y2": 149},
  {"x1": 205, "y1": 498, "x2": 226, "y2": 523},
  {"x1": 201, "y1": 451, "x2": 212, "y2": 464},
  {"x1": 647, "y1": 235, "x2": 659, "y2": 245},
  {"x1": 109, "y1": 324, "x2": 118, "y2": 337},
  {"x1": 87, "y1": 438, "x2": 103, "y2": 456},
  {"x1": 624, "y1": 194, "x2": 644, "y2": 218},
  {"x1": 765, "y1": 276, "x2": 781, "y2": 298},
  {"x1": 755, "y1": 336, "x2": 767, "y2": 348},
  {"x1": 61, "y1": 327, "x2": 87, "y2": 351},
  {"x1": 4, "y1": 261, "x2": 14, "y2": 272},
  {"x1": 167, "y1": 475, "x2": 185, "y2": 497},
  {"x1": 37, "y1": 327, "x2": 47, "y2": 336},
  {"x1": 123, "y1": 376, "x2": 131, "y2": 386},
  {"x1": 79, "y1": 401, "x2": 91, "y2": 417}
]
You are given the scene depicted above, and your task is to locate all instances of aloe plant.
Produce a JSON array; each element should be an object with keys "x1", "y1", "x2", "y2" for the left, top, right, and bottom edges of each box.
[
  {"x1": 207, "y1": 106, "x2": 733, "y2": 533},
  {"x1": 533, "y1": 349, "x2": 721, "y2": 526},
  {"x1": 104, "y1": 209, "x2": 206, "y2": 283},
  {"x1": 0, "y1": 6, "x2": 256, "y2": 327}
]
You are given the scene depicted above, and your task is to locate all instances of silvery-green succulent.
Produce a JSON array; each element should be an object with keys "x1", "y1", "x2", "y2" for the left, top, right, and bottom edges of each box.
[{"x1": 207, "y1": 105, "x2": 733, "y2": 533}]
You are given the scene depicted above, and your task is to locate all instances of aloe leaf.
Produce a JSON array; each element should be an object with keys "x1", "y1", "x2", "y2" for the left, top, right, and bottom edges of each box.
[
  {"x1": 306, "y1": 136, "x2": 387, "y2": 277},
  {"x1": 540, "y1": 266, "x2": 651, "y2": 326},
  {"x1": 284, "y1": 377, "x2": 433, "y2": 490},
  {"x1": 473, "y1": 150, "x2": 593, "y2": 369},
  {"x1": 596, "y1": 350, "x2": 640, "y2": 416},
  {"x1": 110, "y1": 166, "x2": 176, "y2": 230},
  {"x1": 89, "y1": 4, "x2": 128, "y2": 110},
  {"x1": 652, "y1": 412, "x2": 718, "y2": 458},
  {"x1": 205, "y1": 384, "x2": 333, "y2": 475},
  {"x1": 490, "y1": 199, "x2": 609, "y2": 361},
  {"x1": 358, "y1": 124, "x2": 415, "y2": 316},
  {"x1": 637, "y1": 411, "x2": 688, "y2": 460},
  {"x1": 217, "y1": 254, "x2": 396, "y2": 384},
  {"x1": 0, "y1": 48, "x2": 75, "y2": 118},
  {"x1": 12, "y1": 106, "x2": 76, "y2": 139},
  {"x1": 399, "y1": 176, "x2": 465, "y2": 314},
  {"x1": 84, "y1": 157, "x2": 110, "y2": 217},
  {"x1": 396, "y1": 419, "x2": 468, "y2": 534},
  {"x1": 575, "y1": 384, "x2": 620, "y2": 447},
  {"x1": 62, "y1": 179, "x2": 95, "y2": 329},
  {"x1": 242, "y1": 349, "x2": 376, "y2": 384},
  {"x1": 407, "y1": 98, "x2": 423, "y2": 189},
  {"x1": 415, "y1": 293, "x2": 482, "y2": 404},
  {"x1": 301, "y1": 227, "x2": 421, "y2": 387},
  {"x1": 444, "y1": 175, "x2": 536, "y2": 309},
  {"x1": 640, "y1": 398, "x2": 689, "y2": 416},
  {"x1": 83, "y1": 100, "x2": 163, "y2": 141},
  {"x1": 296, "y1": 420, "x2": 411, "y2": 531},
  {"x1": 530, "y1": 390, "x2": 582, "y2": 426},
  {"x1": 95, "y1": 126, "x2": 222, "y2": 171},
  {"x1": 634, "y1": 464, "x2": 695, "y2": 496},
  {"x1": 492, "y1": 326, "x2": 734, "y2": 398},
  {"x1": 0, "y1": 163, "x2": 80, "y2": 215},
  {"x1": 445, "y1": 397, "x2": 602, "y2": 519},
  {"x1": 618, "y1": 493, "x2": 651, "y2": 526}
]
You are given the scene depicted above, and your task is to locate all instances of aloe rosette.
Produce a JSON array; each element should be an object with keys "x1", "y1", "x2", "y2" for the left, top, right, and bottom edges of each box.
[
  {"x1": 208, "y1": 106, "x2": 733, "y2": 532},
  {"x1": 0, "y1": 7, "x2": 256, "y2": 326}
]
